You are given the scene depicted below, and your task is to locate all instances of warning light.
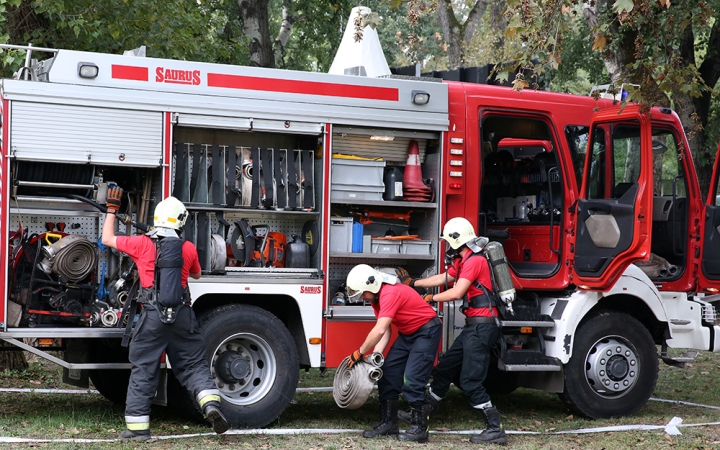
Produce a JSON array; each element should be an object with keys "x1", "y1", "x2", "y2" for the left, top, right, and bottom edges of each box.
[
  {"x1": 449, "y1": 183, "x2": 462, "y2": 189},
  {"x1": 449, "y1": 171, "x2": 463, "y2": 177},
  {"x1": 309, "y1": 338, "x2": 322, "y2": 345},
  {"x1": 520, "y1": 327, "x2": 533, "y2": 334}
]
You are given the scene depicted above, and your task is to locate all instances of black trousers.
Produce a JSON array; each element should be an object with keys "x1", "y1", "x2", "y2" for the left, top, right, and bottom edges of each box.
[
  {"x1": 378, "y1": 323, "x2": 441, "y2": 409},
  {"x1": 125, "y1": 305, "x2": 217, "y2": 419},
  {"x1": 430, "y1": 323, "x2": 499, "y2": 406}
]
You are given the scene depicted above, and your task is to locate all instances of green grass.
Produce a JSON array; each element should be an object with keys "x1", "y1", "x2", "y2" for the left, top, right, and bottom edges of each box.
[{"x1": 0, "y1": 351, "x2": 719, "y2": 448}]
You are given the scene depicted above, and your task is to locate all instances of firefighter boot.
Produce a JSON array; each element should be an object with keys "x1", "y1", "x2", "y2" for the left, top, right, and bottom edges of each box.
[
  {"x1": 398, "y1": 393, "x2": 440, "y2": 423},
  {"x1": 119, "y1": 429, "x2": 151, "y2": 441},
  {"x1": 470, "y1": 406, "x2": 507, "y2": 445},
  {"x1": 362, "y1": 399, "x2": 400, "y2": 438},
  {"x1": 397, "y1": 406, "x2": 430, "y2": 443},
  {"x1": 203, "y1": 401, "x2": 230, "y2": 434}
]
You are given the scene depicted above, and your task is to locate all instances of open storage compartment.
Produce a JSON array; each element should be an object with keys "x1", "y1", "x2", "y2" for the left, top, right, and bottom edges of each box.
[{"x1": 327, "y1": 126, "x2": 441, "y2": 309}]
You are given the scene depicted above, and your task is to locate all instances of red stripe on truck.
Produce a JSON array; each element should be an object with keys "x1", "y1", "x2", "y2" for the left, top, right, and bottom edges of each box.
[
  {"x1": 207, "y1": 73, "x2": 399, "y2": 101},
  {"x1": 112, "y1": 65, "x2": 149, "y2": 81}
]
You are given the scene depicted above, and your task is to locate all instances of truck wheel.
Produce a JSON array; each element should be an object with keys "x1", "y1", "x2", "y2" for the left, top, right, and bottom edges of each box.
[
  {"x1": 559, "y1": 310, "x2": 657, "y2": 418},
  {"x1": 88, "y1": 340, "x2": 131, "y2": 405},
  {"x1": 195, "y1": 304, "x2": 300, "y2": 428}
]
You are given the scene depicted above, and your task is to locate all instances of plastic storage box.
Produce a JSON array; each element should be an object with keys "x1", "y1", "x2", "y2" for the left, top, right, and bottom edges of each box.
[
  {"x1": 331, "y1": 158, "x2": 386, "y2": 201},
  {"x1": 371, "y1": 239, "x2": 401, "y2": 254},
  {"x1": 400, "y1": 240, "x2": 432, "y2": 255},
  {"x1": 330, "y1": 217, "x2": 353, "y2": 253}
]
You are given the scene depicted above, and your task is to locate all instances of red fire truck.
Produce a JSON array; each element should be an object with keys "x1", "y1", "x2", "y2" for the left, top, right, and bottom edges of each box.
[{"x1": 1, "y1": 43, "x2": 719, "y2": 427}]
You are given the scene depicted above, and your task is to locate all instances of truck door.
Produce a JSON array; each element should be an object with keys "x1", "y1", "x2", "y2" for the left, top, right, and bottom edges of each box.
[
  {"x1": 572, "y1": 109, "x2": 653, "y2": 289},
  {"x1": 699, "y1": 144, "x2": 720, "y2": 287}
]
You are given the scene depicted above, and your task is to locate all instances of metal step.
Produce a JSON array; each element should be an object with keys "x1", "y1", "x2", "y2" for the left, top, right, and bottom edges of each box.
[
  {"x1": 660, "y1": 350, "x2": 698, "y2": 368},
  {"x1": 498, "y1": 350, "x2": 562, "y2": 372},
  {"x1": 500, "y1": 313, "x2": 555, "y2": 328}
]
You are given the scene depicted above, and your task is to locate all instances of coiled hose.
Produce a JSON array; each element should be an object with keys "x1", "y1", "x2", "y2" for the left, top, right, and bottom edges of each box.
[
  {"x1": 40, "y1": 235, "x2": 97, "y2": 282},
  {"x1": 333, "y1": 352, "x2": 384, "y2": 409}
]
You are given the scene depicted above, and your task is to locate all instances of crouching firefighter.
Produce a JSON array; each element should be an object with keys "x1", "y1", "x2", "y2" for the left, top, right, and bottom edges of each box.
[
  {"x1": 396, "y1": 217, "x2": 513, "y2": 445},
  {"x1": 101, "y1": 187, "x2": 229, "y2": 441},
  {"x1": 345, "y1": 264, "x2": 441, "y2": 443}
]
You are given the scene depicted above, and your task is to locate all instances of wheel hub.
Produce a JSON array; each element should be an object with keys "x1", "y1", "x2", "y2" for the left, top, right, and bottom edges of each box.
[
  {"x1": 216, "y1": 350, "x2": 251, "y2": 383},
  {"x1": 210, "y1": 333, "x2": 277, "y2": 406},
  {"x1": 585, "y1": 337, "x2": 638, "y2": 396}
]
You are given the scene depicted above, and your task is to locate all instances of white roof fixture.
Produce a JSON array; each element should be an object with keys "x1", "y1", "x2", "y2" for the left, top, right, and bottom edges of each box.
[{"x1": 329, "y1": 6, "x2": 391, "y2": 78}]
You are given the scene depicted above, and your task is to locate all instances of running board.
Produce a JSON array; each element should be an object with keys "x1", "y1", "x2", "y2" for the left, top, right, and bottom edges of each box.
[
  {"x1": 500, "y1": 320, "x2": 555, "y2": 328},
  {"x1": 660, "y1": 350, "x2": 698, "y2": 368},
  {"x1": 498, "y1": 350, "x2": 562, "y2": 372}
]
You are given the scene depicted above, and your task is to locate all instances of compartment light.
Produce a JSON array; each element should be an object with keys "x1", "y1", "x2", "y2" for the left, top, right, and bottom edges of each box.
[
  {"x1": 411, "y1": 90, "x2": 431, "y2": 105},
  {"x1": 449, "y1": 171, "x2": 463, "y2": 177},
  {"x1": 450, "y1": 137, "x2": 464, "y2": 144},
  {"x1": 370, "y1": 135, "x2": 395, "y2": 141},
  {"x1": 450, "y1": 149, "x2": 463, "y2": 155},
  {"x1": 449, "y1": 160, "x2": 463, "y2": 166},
  {"x1": 77, "y1": 62, "x2": 99, "y2": 79}
]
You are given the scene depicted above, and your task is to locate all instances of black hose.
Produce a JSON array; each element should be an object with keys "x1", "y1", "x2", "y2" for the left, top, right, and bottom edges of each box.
[{"x1": 65, "y1": 194, "x2": 150, "y2": 232}]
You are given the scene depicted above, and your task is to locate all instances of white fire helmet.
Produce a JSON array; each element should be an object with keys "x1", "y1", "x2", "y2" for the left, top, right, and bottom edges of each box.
[
  {"x1": 440, "y1": 217, "x2": 478, "y2": 250},
  {"x1": 346, "y1": 264, "x2": 382, "y2": 301},
  {"x1": 153, "y1": 196, "x2": 188, "y2": 230}
]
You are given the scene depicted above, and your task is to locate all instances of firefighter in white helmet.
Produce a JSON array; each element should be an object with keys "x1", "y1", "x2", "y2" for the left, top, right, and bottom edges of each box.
[
  {"x1": 101, "y1": 187, "x2": 229, "y2": 441},
  {"x1": 345, "y1": 264, "x2": 440, "y2": 443},
  {"x1": 396, "y1": 217, "x2": 507, "y2": 445}
]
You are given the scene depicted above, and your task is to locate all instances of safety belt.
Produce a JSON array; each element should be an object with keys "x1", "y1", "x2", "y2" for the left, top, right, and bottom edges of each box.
[
  {"x1": 120, "y1": 277, "x2": 140, "y2": 348},
  {"x1": 226, "y1": 145, "x2": 239, "y2": 207},
  {"x1": 302, "y1": 149, "x2": 314, "y2": 210},
  {"x1": 250, "y1": 147, "x2": 261, "y2": 208},
  {"x1": 172, "y1": 142, "x2": 188, "y2": 202},
  {"x1": 189, "y1": 143, "x2": 201, "y2": 203},
  {"x1": 261, "y1": 148, "x2": 274, "y2": 209},
  {"x1": 274, "y1": 148, "x2": 286, "y2": 210},
  {"x1": 286, "y1": 150, "x2": 298, "y2": 210},
  {"x1": 211, "y1": 144, "x2": 230, "y2": 234}
]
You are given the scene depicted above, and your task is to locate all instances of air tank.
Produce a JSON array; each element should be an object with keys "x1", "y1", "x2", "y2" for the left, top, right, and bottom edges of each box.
[{"x1": 484, "y1": 241, "x2": 516, "y2": 314}]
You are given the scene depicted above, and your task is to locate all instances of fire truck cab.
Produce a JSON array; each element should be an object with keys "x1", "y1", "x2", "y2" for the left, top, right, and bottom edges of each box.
[{"x1": 1, "y1": 44, "x2": 720, "y2": 425}]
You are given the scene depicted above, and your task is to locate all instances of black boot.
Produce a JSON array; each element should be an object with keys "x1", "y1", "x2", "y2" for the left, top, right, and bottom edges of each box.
[
  {"x1": 397, "y1": 406, "x2": 430, "y2": 443},
  {"x1": 119, "y1": 429, "x2": 151, "y2": 441},
  {"x1": 398, "y1": 393, "x2": 440, "y2": 423},
  {"x1": 203, "y1": 401, "x2": 230, "y2": 434},
  {"x1": 470, "y1": 406, "x2": 507, "y2": 445},
  {"x1": 363, "y1": 399, "x2": 399, "y2": 438}
]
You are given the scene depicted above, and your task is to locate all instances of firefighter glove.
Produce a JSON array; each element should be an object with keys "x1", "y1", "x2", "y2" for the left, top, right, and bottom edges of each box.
[
  {"x1": 423, "y1": 294, "x2": 435, "y2": 303},
  {"x1": 106, "y1": 185, "x2": 123, "y2": 213},
  {"x1": 347, "y1": 350, "x2": 364, "y2": 369},
  {"x1": 395, "y1": 267, "x2": 415, "y2": 287}
]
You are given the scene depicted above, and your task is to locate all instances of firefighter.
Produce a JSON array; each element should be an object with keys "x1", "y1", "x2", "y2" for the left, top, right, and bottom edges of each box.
[
  {"x1": 396, "y1": 217, "x2": 507, "y2": 445},
  {"x1": 345, "y1": 264, "x2": 441, "y2": 443},
  {"x1": 101, "y1": 187, "x2": 229, "y2": 441}
]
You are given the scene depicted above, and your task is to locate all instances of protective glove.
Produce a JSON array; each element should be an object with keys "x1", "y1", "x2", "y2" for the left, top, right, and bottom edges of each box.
[
  {"x1": 423, "y1": 294, "x2": 435, "y2": 303},
  {"x1": 395, "y1": 267, "x2": 415, "y2": 287},
  {"x1": 347, "y1": 349, "x2": 364, "y2": 369},
  {"x1": 106, "y1": 185, "x2": 123, "y2": 214}
]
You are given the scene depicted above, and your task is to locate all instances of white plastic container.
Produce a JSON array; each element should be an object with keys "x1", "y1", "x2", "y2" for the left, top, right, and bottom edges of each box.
[
  {"x1": 330, "y1": 217, "x2": 353, "y2": 253},
  {"x1": 371, "y1": 239, "x2": 401, "y2": 254},
  {"x1": 400, "y1": 240, "x2": 432, "y2": 255}
]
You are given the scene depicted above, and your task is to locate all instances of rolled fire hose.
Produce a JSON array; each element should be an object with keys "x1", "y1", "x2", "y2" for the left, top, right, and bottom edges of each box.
[
  {"x1": 333, "y1": 352, "x2": 384, "y2": 409},
  {"x1": 39, "y1": 235, "x2": 97, "y2": 282}
]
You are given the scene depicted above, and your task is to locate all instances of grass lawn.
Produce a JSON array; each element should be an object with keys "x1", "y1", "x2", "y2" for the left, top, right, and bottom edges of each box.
[{"x1": 0, "y1": 349, "x2": 719, "y2": 449}]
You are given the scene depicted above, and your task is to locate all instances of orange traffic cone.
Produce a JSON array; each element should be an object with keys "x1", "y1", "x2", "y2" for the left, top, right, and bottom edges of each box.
[{"x1": 403, "y1": 140, "x2": 432, "y2": 201}]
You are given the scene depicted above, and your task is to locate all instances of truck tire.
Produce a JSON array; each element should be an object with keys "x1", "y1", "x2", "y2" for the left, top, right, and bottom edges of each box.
[
  {"x1": 88, "y1": 340, "x2": 131, "y2": 405},
  {"x1": 559, "y1": 310, "x2": 658, "y2": 418},
  {"x1": 177, "y1": 304, "x2": 300, "y2": 428}
]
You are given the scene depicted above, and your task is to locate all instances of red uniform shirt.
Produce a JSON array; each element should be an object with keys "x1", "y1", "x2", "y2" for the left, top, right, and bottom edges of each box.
[
  {"x1": 371, "y1": 282, "x2": 437, "y2": 335},
  {"x1": 116, "y1": 235, "x2": 201, "y2": 289},
  {"x1": 448, "y1": 251, "x2": 498, "y2": 318}
]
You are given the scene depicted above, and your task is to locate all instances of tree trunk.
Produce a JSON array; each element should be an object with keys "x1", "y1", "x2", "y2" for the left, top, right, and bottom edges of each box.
[
  {"x1": 437, "y1": 0, "x2": 491, "y2": 68},
  {"x1": 238, "y1": 0, "x2": 274, "y2": 68},
  {"x1": 274, "y1": 1, "x2": 301, "y2": 69},
  {"x1": 0, "y1": 341, "x2": 28, "y2": 371}
]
